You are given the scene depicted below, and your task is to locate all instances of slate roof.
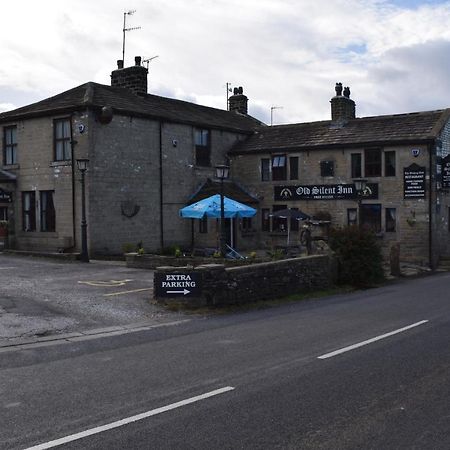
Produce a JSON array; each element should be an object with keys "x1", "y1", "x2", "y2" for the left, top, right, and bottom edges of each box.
[
  {"x1": 229, "y1": 109, "x2": 450, "y2": 154},
  {"x1": 0, "y1": 82, "x2": 262, "y2": 133},
  {"x1": 187, "y1": 178, "x2": 259, "y2": 205}
]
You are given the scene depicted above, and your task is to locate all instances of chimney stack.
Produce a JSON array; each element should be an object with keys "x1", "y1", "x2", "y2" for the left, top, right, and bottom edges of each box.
[
  {"x1": 228, "y1": 86, "x2": 248, "y2": 115},
  {"x1": 111, "y1": 56, "x2": 148, "y2": 95},
  {"x1": 330, "y1": 82, "x2": 355, "y2": 122}
]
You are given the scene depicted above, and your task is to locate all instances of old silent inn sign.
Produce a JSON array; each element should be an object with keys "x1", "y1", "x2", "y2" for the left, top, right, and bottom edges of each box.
[{"x1": 274, "y1": 183, "x2": 378, "y2": 201}]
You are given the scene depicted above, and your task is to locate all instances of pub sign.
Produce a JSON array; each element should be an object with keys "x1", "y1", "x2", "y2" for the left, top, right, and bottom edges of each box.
[{"x1": 0, "y1": 188, "x2": 12, "y2": 203}]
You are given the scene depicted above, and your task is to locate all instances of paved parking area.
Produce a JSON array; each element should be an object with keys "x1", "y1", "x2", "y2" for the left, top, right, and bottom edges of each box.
[{"x1": 0, "y1": 254, "x2": 186, "y2": 344}]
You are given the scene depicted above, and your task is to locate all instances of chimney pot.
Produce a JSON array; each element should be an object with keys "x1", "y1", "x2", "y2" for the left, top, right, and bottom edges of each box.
[
  {"x1": 135, "y1": 56, "x2": 142, "y2": 66},
  {"x1": 117, "y1": 60, "x2": 124, "y2": 69},
  {"x1": 228, "y1": 86, "x2": 248, "y2": 115},
  {"x1": 330, "y1": 83, "x2": 355, "y2": 121}
]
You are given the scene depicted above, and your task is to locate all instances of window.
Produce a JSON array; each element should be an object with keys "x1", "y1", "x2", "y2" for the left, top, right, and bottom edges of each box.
[
  {"x1": 320, "y1": 160, "x2": 334, "y2": 177},
  {"x1": 365, "y1": 148, "x2": 381, "y2": 177},
  {"x1": 22, "y1": 191, "x2": 36, "y2": 232},
  {"x1": 272, "y1": 155, "x2": 287, "y2": 181},
  {"x1": 40, "y1": 191, "x2": 55, "y2": 232},
  {"x1": 289, "y1": 157, "x2": 299, "y2": 180},
  {"x1": 54, "y1": 118, "x2": 71, "y2": 161},
  {"x1": 0, "y1": 206, "x2": 7, "y2": 221},
  {"x1": 261, "y1": 208, "x2": 270, "y2": 231},
  {"x1": 384, "y1": 151, "x2": 396, "y2": 177},
  {"x1": 195, "y1": 128, "x2": 210, "y2": 167},
  {"x1": 290, "y1": 207, "x2": 299, "y2": 232},
  {"x1": 351, "y1": 153, "x2": 361, "y2": 178},
  {"x1": 261, "y1": 158, "x2": 270, "y2": 181},
  {"x1": 347, "y1": 208, "x2": 357, "y2": 226},
  {"x1": 242, "y1": 217, "x2": 252, "y2": 231},
  {"x1": 3, "y1": 126, "x2": 17, "y2": 165},
  {"x1": 385, "y1": 208, "x2": 396, "y2": 232},
  {"x1": 360, "y1": 204, "x2": 381, "y2": 232},
  {"x1": 199, "y1": 216, "x2": 207, "y2": 234},
  {"x1": 272, "y1": 204, "x2": 287, "y2": 232}
]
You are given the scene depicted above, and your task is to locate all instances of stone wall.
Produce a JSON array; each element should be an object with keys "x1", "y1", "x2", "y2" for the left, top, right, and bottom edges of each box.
[{"x1": 154, "y1": 255, "x2": 335, "y2": 307}]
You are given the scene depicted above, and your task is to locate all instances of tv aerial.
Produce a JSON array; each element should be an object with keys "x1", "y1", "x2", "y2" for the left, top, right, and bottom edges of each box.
[
  {"x1": 142, "y1": 55, "x2": 159, "y2": 70},
  {"x1": 122, "y1": 9, "x2": 141, "y2": 64}
]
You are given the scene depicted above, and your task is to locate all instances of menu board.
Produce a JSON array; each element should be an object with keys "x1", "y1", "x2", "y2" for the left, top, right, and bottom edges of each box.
[
  {"x1": 404, "y1": 164, "x2": 426, "y2": 199},
  {"x1": 442, "y1": 155, "x2": 450, "y2": 189}
]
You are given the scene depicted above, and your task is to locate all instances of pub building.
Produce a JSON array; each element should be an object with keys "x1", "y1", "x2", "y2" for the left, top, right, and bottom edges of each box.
[
  {"x1": 229, "y1": 84, "x2": 450, "y2": 268},
  {"x1": 1, "y1": 60, "x2": 450, "y2": 269}
]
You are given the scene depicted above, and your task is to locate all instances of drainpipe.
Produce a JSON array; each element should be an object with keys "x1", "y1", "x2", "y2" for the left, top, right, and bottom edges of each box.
[
  {"x1": 428, "y1": 141, "x2": 434, "y2": 269},
  {"x1": 70, "y1": 115, "x2": 77, "y2": 250},
  {"x1": 159, "y1": 121, "x2": 164, "y2": 251}
]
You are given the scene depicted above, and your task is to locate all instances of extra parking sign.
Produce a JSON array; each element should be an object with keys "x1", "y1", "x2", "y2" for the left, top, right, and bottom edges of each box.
[{"x1": 154, "y1": 272, "x2": 202, "y2": 298}]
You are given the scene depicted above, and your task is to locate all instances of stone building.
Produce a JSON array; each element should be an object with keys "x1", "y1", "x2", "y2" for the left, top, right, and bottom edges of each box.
[
  {"x1": 0, "y1": 57, "x2": 260, "y2": 255},
  {"x1": 1, "y1": 61, "x2": 450, "y2": 268},
  {"x1": 229, "y1": 83, "x2": 450, "y2": 267}
]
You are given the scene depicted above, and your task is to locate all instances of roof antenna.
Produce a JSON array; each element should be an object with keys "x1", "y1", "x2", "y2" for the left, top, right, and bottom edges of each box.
[
  {"x1": 226, "y1": 82, "x2": 232, "y2": 110},
  {"x1": 270, "y1": 105, "x2": 283, "y2": 126},
  {"x1": 122, "y1": 10, "x2": 141, "y2": 65},
  {"x1": 142, "y1": 55, "x2": 159, "y2": 70}
]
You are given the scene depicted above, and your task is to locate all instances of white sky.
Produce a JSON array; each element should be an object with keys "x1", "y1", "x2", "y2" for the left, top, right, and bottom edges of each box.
[{"x1": 1, "y1": 0, "x2": 450, "y2": 124}]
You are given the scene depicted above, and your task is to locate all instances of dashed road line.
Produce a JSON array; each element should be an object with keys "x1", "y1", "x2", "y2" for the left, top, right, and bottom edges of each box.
[
  {"x1": 24, "y1": 386, "x2": 235, "y2": 449},
  {"x1": 317, "y1": 320, "x2": 429, "y2": 359}
]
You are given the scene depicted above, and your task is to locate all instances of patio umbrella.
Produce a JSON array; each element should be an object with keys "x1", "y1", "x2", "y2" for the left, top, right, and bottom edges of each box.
[
  {"x1": 179, "y1": 194, "x2": 257, "y2": 219},
  {"x1": 270, "y1": 208, "x2": 310, "y2": 245}
]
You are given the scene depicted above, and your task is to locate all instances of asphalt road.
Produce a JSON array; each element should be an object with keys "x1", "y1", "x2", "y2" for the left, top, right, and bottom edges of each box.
[{"x1": 1, "y1": 271, "x2": 450, "y2": 449}]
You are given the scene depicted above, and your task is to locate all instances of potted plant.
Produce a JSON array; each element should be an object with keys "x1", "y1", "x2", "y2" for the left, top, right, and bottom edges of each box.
[{"x1": 0, "y1": 220, "x2": 8, "y2": 237}]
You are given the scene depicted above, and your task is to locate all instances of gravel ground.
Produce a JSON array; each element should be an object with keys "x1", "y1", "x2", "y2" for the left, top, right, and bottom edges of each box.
[{"x1": 0, "y1": 254, "x2": 185, "y2": 342}]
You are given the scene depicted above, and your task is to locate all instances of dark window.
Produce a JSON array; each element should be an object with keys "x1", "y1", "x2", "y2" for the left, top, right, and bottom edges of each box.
[
  {"x1": 360, "y1": 204, "x2": 381, "y2": 232},
  {"x1": 272, "y1": 204, "x2": 287, "y2": 232},
  {"x1": 320, "y1": 160, "x2": 334, "y2": 177},
  {"x1": 54, "y1": 118, "x2": 71, "y2": 161},
  {"x1": 22, "y1": 191, "x2": 36, "y2": 232},
  {"x1": 385, "y1": 208, "x2": 396, "y2": 232},
  {"x1": 351, "y1": 153, "x2": 361, "y2": 178},
  {"x1": 347, "y1": 208, "x2": 357, "y2": 226},
  {"x1": 242, "y1": 217, "x2": 252, "y2": 231},
  {"x1": 195, "y1": 129, "x2": 210, "y2": 167},
  {"x1": 3, "y1": 126, "x2": 17, "y2": 165},
  {"x1": 289, "y1": 157, "x2": 299, "y2": 180},
  {"x1": 0, "y1": 206, "x2": 7, "y2": 221},
  {"x1": 261, "y1": 158, "x2": 270, "y2": 181},
  {"x1": 290, "y1": 207, "x2": 299, "y2": 232},
  {"x1": 261, "y1": 208, "x2": 270, "y2": 231},
  {"x1": 199, "y1": 216, "x2": 207, "y2": 234},
  {"x1": 272, "y1": 155, "x2": 287, "y2": 181},
  {"x1": 365, "y1": 148, "x2": 382, "y2": 177},
  {"x1": 384, "y1": 151, "x2": 396, "y2": 177},
  {"x1": 40, "y1": 191, "x2": 55, "y2": 232}
]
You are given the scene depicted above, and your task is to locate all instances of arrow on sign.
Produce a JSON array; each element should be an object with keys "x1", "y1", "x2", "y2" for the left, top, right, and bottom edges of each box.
[{"x1": 167, "y1": 289, "x2": 191, "y2": 295}]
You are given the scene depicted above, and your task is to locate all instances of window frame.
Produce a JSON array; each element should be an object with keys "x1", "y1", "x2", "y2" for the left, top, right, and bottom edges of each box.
[
  {"x1": 289, "y1": 156, "x2": 299, "y2": 180},
  {"x1": 40, "y1": 190, "x2": 56, "y2": 232},
  {"x1": 347, "y1": 208, "x2": 357, "y2": 226},
  {"x1": 384, "y1": 151, "x2": 396, "y2": 177},
  {"x1": 194, "y1": 128, "x2": 211, "y2": 167},
  {"x1": 22, "y1": 191, "x2": 36, "y2": 232},
  {"x1": 365, "y1": 148, "x2": 382, "y2": 177},
  {"x1": 261, "y1": 158, "x2": 270, "y2": 181},
  {"x1": 3, "y1": 126, "x2": 17, "y2": 165},
  {"x1": 385, "y1": 207, "x2": 396, "y2": 232},
  {"x1": 360, "y1": 203, "x2": 382, "y2": 233},
  {"x1": 54, "y1": 118, "x2": 72, "y2": 161},
  {"x1": 272, "y1": 204, "x2": 287, "y2": 232},
  {"x1": 351, "y1": 153, "x2": 362, "y2": 178},
  {"x1": 271, "y1": 155, "x2": 287, "y2": 181},
  {"x1": 320, "y1": 160, "x2": 335, "y2": 177},
  {"x1": 198, "y1": 216, "x2": 208, "y2": 234},
  {"x1": 261, "y1": 208, "x2": 270, "y2": 232}
]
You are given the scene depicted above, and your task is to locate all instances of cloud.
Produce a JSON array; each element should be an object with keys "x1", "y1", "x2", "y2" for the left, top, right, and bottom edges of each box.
[{"x1": 1, "y1": 0, "x2": 450, "y2": 123}]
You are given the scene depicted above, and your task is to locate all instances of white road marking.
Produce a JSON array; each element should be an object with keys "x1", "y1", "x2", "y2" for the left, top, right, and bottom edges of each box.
[
  {"x1": 318, "y1": 320, "x2": 429, "y2": 360},
  {"x1": 78, "y1": 279, "x2": 133, "y2": 287},
  {"x1": 103, "y1": 287, "x2": 153, "y2": 297},
  {"x1": 24, "y1": 386, "x2": 235, "y2": 450}
]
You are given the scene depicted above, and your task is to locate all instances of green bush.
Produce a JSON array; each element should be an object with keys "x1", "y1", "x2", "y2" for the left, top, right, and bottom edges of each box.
[{"x1": 329, "y1": 225, "x2": 384, "y2": 287}]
